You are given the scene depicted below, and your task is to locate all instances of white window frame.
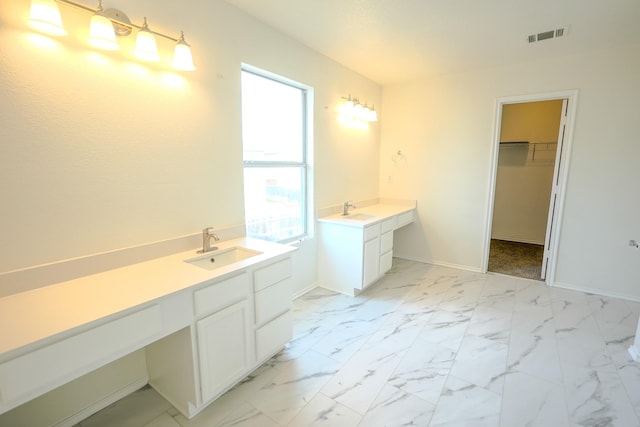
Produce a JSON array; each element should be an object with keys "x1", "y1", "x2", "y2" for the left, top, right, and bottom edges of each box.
[{"x1": 241, "y1": 65, "x2": 312, "y2": 243}]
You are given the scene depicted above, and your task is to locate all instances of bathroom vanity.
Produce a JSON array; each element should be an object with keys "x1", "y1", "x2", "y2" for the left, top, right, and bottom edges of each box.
[
  {"x1": 318, "y1": 201, "x2": 416, "y2": 296},
  {"x1": 0, "y1": 238, "x2": 296, "y2": 419}
]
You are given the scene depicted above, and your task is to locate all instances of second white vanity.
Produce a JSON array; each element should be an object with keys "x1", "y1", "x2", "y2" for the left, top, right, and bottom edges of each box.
[{"x1": 318, "y1": 201, "x2": 416, "y2": 296}]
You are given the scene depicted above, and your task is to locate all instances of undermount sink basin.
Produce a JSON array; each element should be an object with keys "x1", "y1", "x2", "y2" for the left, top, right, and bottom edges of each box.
[
  {"x1": 342, "y1": 213, "x2": 375, "y2": 221},
  {"x1": 185, "y1": 247, "x2": 263, "y2": 270}
]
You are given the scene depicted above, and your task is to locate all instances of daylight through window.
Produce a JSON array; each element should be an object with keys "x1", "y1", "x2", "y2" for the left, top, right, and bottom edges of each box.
[{"x1": 241, "y1": 68, "x2": 309, "y2": 242}]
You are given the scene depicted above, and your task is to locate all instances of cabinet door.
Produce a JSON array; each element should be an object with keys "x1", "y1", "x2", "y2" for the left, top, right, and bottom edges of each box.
[
  {"x1": 196, "y1": 299, "x2": 251, "y2": 403},
  {"x1": 380, "y1": 250, "x2": 393, "y2": 275},
  {"x1": 363, "y1": 236, "x2": 380, "y2": 287}
]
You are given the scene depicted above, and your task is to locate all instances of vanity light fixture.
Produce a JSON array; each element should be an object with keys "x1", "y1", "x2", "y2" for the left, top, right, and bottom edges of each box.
[
  {"x1": 340, "y1": 95, "x2": 378, "y2": 124},
  {"x1": 26, "y1": 0, "x2": 196, "y2": 71},
  {"x1": 29, "y1": 0, "x2": 66, "y2": 36}
]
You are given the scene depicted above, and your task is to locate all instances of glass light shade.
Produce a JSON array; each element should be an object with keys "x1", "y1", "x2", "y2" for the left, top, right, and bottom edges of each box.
[
  {"x1": 368, "y1": 107, "x2": 378, "y2": 122},
  {"x1": 173, "y1": 35, "x2": 195, "y2": 71},
  {"x1": 29, "y1": 0, "x2": 66, "y2": 36},
  {"x1": 88, "y1": 14, "x2": 119, "y2": 50},
  {"x1": 362, "y1": 105, "x2": 371, "y2": 120},
  {"x1": 134, "y1": 19, "x2": 159, "y2": 62},
  {"x1": 354, "y1": 103, "x2": 364, "y2": 120}
]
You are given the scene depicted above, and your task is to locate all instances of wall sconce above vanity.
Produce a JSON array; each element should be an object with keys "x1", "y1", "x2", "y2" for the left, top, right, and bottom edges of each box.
[
  {"x1": 28, "y1": 0, "x2": 196, "y2": 71},
  {"x1": 338, "y1": 94, "x2": 378, "y2": 129}
]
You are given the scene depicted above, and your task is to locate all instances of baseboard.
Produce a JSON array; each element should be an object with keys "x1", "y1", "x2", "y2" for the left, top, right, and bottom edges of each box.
[
  {"x1": 394, "y1": 254, "x2": 483, "y2": 273},
  {"x1": 53, "y1": 377, "x2": 148, "y2": 427},
  {"x1": 292, "y1": 282, "x2": 319, "y2": 300},
  {"x1": 490, "y1": 236, "x2": 545, "y2": 245},
  {"x1": 551, "y1": 281, "x2": 640, "y2": 303}
]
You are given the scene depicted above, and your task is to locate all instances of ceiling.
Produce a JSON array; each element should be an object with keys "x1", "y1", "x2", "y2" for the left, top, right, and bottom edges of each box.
[{"x1": 223, "y1": 0, "x2": 640, "y2": 85}]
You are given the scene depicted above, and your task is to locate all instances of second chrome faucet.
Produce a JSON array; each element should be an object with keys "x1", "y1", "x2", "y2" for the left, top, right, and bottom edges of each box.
[
  {"x1": 198, "y1": 227, "x2": 221, "y2": 253},
  {"x1": 342, "y1": 200, "x2": 356, "y2": 216}
]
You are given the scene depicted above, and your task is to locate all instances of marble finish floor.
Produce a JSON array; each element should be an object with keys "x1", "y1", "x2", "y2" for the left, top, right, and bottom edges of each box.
[{"x1": 78, "y1": 260, "x2": 640, "y2": 427}]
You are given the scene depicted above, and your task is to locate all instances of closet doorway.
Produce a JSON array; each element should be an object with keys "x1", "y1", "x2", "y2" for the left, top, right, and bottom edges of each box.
[{"x1": 484, "y1": 91, "x2": 577, "y2": 284}]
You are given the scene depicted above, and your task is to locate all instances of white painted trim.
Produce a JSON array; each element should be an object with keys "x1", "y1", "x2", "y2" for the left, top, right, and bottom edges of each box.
[
  {"x1": 53, "y1": 378, "x2": 148, "y2": 427},
  {"x1": 292, "y1": 282, "x2": 319, "y2": 300},
  {"x1": 490, "y1": 235, "x2": 545, "y2": 246},
  {"x1": 551, "y1": 281, "x2": 640, "y2": 303},
  {"x1": 393, "y1": 255, "x2": 483, "y2": 273},
  {"x1": 482, "y1": 90, "x2": 579, "y2": 287}
]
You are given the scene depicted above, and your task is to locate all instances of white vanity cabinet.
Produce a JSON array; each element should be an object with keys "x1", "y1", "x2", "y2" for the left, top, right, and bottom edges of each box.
[
  {"x1": 363, "y1": 223, "x2": 381, "y2": 287},
  {"x1": 193, "y1": 272, "x2": 253, "y2": 403},
  {"x1": 196, "y1": 299, "x2": 252, "y2": 403},
  {"x1": 146, "y1": 255, "x2": 293, "y2": 419},
  {"x1": 253, "y1": 258, "x2": 293, "y2": 362},
  {"x1": 318, "y1": 205, "x2": 416, "y2": 296}
]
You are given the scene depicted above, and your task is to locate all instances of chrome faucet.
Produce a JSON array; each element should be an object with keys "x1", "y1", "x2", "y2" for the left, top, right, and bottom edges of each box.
[
  {"x1": 342, "y1": 200, "x2": 356, "y2": 216},
  {"x1": 198, "y1": 227, "x2": 220, "y2": 253}
]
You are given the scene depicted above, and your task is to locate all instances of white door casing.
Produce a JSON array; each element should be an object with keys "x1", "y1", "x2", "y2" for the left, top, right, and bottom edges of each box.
[
  {"x1": 542, "y1": 98, "x2": 569, "y2": 280},
  {"x1": 483, "y1": 90, "x2": 579, "y2": 285}
]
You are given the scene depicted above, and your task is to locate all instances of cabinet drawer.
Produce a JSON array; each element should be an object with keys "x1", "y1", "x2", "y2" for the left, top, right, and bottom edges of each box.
[
  {"x1": 194, "y1": 273, "x2": 250, "y2": 317},
  {"x1": 255, "y1": 278, "x2": 292, "y2": 326},
  {"x1": 364, "y1": 223, "x2": 380, "y2": 241},
  {"x1": 396, "y1": 210, "x2": 415, "y2": 228},
  {"x1": 254, "y1": 258, "x2": 292, "y2": 293},
  {"x1": 380, "y1": 250, "x2": 393, "y2": 275},
  {"x1": 0, "y1": 305, "x2": 162, "y2": 408},
  {"x1": 381, "y1": 217, "x2": 396, "y2": 233},
  {"x1": 255, "y1": 311, "x2": 292, "y2": 362}
]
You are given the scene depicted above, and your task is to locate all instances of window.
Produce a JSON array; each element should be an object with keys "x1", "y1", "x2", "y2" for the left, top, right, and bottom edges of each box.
[{"x1": 241, "y1": 68, "x2": 310, "y2": 242}]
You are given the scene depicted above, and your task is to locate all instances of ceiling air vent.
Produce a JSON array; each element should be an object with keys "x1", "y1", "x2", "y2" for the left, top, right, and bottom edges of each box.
[{"x1": 527, "y1": 26, "x2": 569, "y2": 43}]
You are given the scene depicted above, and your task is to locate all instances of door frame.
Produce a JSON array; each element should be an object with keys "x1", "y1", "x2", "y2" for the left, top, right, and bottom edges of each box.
[{"x1": 482, "y1": 89, "x2": 579, "y2": 285}]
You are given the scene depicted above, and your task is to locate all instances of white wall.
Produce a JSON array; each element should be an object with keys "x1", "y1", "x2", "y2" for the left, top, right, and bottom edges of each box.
[
  {"x1": 381, "y1": 41, "x2": 640, "y2": 300},
  {"x1": 0, "y1": 0, "x2": 380, "y2": 423},
  {"x1": 491, "y1": 100, "x2": 562, "y2": 244}
]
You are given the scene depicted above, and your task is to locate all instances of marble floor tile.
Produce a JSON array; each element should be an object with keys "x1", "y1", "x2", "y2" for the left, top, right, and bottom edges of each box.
[
  {"x1": 196, "y1": 402, "x2": 279, "y2": 427},
  {"x1": 70, "y1": 260, "x2": 640, "y2": 427},
  {"x1": 449, "y1": 334, "x2": 508, "y2": 394},
  {"x1": 78, "y1": 385, "x2": 173, "y2": 427},
  {"x1": 358, "y1": 384, "x2": 434, "y2": 427},
  {"x1": 143, "y1": 413, "x2": 181, "y2": 427},
  {"x1": 514, "y1": 280, "x2": 550, "y2": 307},
  {"x1": 321, "y1": 344, "x2": 407, "y2": 415},
  {"x1": 286, "y1": 393, "x2": 361, "y2": 427},
  {"x1": 555, "y1": 328, "x2": 611, "y2": 369},
  {"x1": 500, "y1": 371, "x2": 569, "y2": 427},
  {"x1": 466, "y1": 304, "x2": 512, "y2": 343},
  {"x1": 562, "y1": 362, "x2": 640, "y2": 427},
  {"x1": 616, "y1": 360, "x2": 640, "y2": 420},
  {"x1": 311, "y1": 319, "x2": 374, "y2": 363},
  {"x1": 429, "y1": 376, "x2": 501, "y2": 427},
  {"x1": 508, "y1": 329, "x2": 562, "y2": 383},
  {"x1": 388, "y1": 339, "x2": 455, "y2": 404},
  {"x1": 418, "y1": 310, "x2": 471, "y2": 351},
  {"x1": 246, "y1": 350, "x2": 341, "y2": 425}
]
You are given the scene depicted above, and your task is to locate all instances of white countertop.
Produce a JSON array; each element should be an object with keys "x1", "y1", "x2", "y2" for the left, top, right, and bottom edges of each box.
[
  {"x1": 0, "y1": 237, "x2": 296, "y2": 357},
  {"x1": 318, "y1": 203, "x2": 416, "y2": 227}
]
